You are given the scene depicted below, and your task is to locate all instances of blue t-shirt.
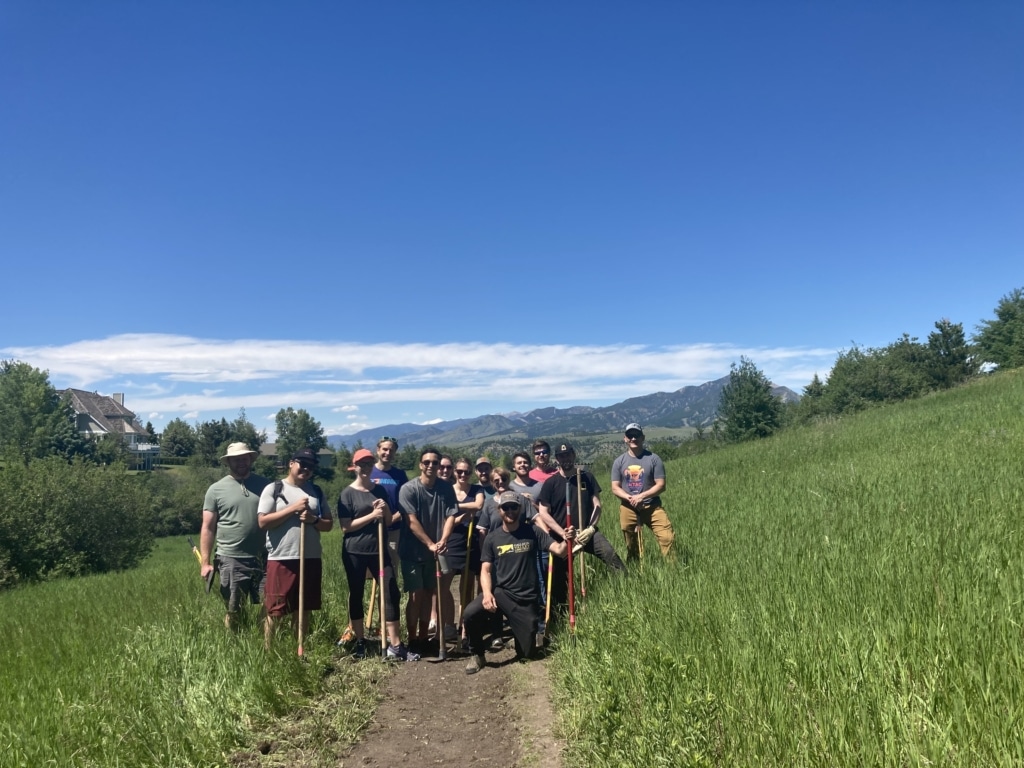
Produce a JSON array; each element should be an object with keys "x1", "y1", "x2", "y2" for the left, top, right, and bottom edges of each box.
[{"x1": 371, "y1": 465, "x2": 408, "y2": 531}]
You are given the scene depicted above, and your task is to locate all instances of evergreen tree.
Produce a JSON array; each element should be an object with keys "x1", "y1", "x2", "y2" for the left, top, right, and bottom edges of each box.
[
  {"x1": 717, "y1": 357, "x2": 784, "y2": 442},
  {"x1": 974, "y1": 287, "x2": 1024, "y2": 370},
  {"x1": 927, "y1": 318, "x2": 978, "y2": 388},
  {"x1": 228, "y1": 408, "x2": 266, "y2": 452},
  {"x1": 195, "y1": 418, "x2": 232, "y2": 466},
  {"x1": 0, "y1": 360, "x2": 89, "y2": 464}
]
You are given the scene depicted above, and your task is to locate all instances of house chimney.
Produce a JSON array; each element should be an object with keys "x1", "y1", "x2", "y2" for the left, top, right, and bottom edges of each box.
[{"x1": 113, "y1": 393, "x2": 124, "y2": 406}]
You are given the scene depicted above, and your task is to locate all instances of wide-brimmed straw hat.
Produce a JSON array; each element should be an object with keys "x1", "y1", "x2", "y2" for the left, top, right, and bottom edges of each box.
[{"x1": 221, "y1": 442, "x2": 257, "y2": 462}]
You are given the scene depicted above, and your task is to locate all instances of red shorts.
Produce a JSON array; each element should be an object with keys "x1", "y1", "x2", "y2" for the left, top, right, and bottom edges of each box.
[{"x1": 264, "y1": 559, "x2": 323, "y2": 617}]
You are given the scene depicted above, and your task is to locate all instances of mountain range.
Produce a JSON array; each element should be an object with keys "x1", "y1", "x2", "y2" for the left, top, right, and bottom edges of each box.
[{"x1": 329, "y1": 375, "x2": 800, "y2": 449}]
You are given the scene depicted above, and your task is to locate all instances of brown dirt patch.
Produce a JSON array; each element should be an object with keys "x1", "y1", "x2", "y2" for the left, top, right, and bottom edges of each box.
[{"x1": 339, "y1": 643, "x2": 526, "y2": 767}]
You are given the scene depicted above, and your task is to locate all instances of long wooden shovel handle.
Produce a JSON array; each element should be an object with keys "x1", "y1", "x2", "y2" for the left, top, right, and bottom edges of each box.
[
  {"x1": 379, "y1": 519, "x2": 387, "y2": 658},
  {"x1": 298, "y1": 518, "x2": 306, "y2": 657}
]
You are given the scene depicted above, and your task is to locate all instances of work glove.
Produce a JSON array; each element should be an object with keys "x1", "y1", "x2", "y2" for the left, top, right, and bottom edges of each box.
[{"x1": 572, "y1": 526, "x2": 596, "y2": 553}]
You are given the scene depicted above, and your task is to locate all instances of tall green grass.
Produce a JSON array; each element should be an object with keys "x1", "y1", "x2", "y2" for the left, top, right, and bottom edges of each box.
[
  {"x1": 553, "y1": 371, "x2": 1024, "y2": 766},
  {"x1": 0, "y1": 530, "x2": 381, "y2": 767}
]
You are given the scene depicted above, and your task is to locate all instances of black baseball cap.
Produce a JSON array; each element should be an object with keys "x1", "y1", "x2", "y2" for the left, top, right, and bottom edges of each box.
[{"x1": 291, "y1": 447, "x2": 319, "y2": 464}]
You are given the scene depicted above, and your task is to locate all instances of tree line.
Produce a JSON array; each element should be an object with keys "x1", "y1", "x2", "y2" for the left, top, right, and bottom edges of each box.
[{"x1": 716, "y1": 287, "x2": 1024, "y2": 444}]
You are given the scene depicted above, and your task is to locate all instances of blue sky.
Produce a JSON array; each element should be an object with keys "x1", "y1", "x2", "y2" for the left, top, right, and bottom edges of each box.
[{"x1": 2, "y1": 3, "x2": 1021, "y2": 438}]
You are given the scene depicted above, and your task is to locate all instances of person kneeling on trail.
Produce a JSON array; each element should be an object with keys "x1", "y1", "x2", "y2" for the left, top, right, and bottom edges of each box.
[{"x1": 462, "y1": 491, "x2": 568, "y2": 675}]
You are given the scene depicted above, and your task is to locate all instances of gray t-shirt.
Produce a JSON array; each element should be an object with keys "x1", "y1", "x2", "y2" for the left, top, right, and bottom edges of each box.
[
  {"x1": 479, "y1": 490, "x2": 535, "y2": 533},
  {"x1": 509, "y1": 478, "x2": 541, "y2": 510},
  {"x1": 398, "y1": 477, "x2": 458, "y2": 563},
  {"x1": 257, "y1": 479, "x2": 331, "y2": 560},
  {"x1": 202, "y1": 473, "x2": 269, "y2": 559},
  {"x1": 611, "y1": 450, "x2": 665, "y2": 509}
]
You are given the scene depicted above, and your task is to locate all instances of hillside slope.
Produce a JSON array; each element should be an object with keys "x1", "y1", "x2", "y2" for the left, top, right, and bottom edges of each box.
[{"x1": 553, "y1": 370, "x2": 1024, "y2": 766}]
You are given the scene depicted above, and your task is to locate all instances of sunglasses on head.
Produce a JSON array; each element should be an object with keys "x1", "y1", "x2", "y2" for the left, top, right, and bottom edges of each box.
[{"x1": 379, "y1": 436, "x2": 398, "y2": 447}]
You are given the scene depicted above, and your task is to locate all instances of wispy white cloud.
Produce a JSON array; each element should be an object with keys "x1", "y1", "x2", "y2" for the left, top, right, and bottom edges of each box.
[{"x1": 3, "y1": 333, "x2": 838, "y2": 421}]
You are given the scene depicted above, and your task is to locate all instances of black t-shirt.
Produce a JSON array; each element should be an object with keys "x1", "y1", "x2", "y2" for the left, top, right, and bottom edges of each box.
[
  {"x1": 446, "y1": 483, "x2": 483, "y2": 557},
  {"x1": 337, "y1": 484, "x2": 389, "y2": 556},
  {"x1": 537, "y1": 469, "x2": 601, "y2": 535},
  {"x1": 482, "y1": 523, "x2": 555, "y2": 603}
]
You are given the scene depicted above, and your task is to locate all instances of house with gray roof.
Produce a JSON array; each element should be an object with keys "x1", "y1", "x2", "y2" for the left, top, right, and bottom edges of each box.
[{"x1": 59, "y1": 389, "x2": 160, "y2": 469}]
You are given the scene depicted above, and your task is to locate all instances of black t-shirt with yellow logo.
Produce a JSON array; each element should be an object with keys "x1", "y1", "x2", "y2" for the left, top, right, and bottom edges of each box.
[{"x1": 481, "y1": 523, "x2": 555, "y2": 603}]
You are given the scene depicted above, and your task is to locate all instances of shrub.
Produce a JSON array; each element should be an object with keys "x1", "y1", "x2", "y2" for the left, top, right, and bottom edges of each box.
[{"x1": 0, "y1": 457, "x2": 154, "y2": 586}]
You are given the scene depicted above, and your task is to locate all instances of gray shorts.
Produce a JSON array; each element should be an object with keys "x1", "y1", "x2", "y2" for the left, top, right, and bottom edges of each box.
[{"x1": 218, "y1": 555, "x2": 265, "y2": 612}]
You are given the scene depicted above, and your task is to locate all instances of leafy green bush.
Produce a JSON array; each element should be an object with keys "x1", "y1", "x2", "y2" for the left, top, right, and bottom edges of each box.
[
  {"x1": 0, "y1": 457, "x2": 154, "y2": 585},
  {"x1": 138, "y1": 465, "x2": 222, "y2": 537}
]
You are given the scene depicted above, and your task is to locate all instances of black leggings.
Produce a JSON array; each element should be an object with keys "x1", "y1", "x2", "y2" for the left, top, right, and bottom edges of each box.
[{"x1": 342, "y1": 550, "x2": 401, "y2": 623}]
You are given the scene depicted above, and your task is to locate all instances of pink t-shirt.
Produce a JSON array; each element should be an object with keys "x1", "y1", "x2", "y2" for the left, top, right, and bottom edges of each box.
[{"x1": 528, "y1": 466, "x2": 558, "y2": 483}]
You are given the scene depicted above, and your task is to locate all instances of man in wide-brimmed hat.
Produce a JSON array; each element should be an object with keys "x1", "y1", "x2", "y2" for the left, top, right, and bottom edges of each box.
[{"x1": 201, "y1": 442, "x2": 271, "y2": 630}]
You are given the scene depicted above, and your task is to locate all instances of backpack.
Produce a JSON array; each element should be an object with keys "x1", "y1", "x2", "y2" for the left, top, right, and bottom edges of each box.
[{"x1": 273, "y1": 479, "x2": 324, "y2": 514}]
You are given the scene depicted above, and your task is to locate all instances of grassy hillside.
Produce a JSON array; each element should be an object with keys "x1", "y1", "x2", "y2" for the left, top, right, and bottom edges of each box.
[
  {"x1": 0, "y1": 530, "x2": 381, "y2": 767},
  {"x1": 552, "y1": 371, "x2": 1024, "y2": 766}
]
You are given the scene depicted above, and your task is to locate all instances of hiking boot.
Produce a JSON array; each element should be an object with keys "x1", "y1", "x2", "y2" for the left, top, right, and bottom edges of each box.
[
  {"x1": 352, "y1": 639, "x2": 366, "y2": 659},
  {"x1": 387, "y1": 643, "x2": 421, "y2": 662},
  {"x1": 465, "y1": 654, "x2": 485, "y2": 675},
  {"x1": 443, "y1": 623, "x2": 459, "y2": 643},
  {"x1": 489, "y1": 636, "x2": 506, "y2": 652}
]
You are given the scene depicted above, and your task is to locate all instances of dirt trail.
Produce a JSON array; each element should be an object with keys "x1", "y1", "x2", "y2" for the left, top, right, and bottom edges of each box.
[{"x1": 339, "y1": 644, "x2": 564, "y2": 768}]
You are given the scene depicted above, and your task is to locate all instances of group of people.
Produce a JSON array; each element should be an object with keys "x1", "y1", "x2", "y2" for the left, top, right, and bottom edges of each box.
[{"x1": 198, "y1": 423, "x2": 676, "y2": 674}]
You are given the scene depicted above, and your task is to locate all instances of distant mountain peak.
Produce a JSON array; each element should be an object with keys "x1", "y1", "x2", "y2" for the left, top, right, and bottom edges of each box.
[{"x1": 328, "y1": 377, "x2": 800, "y2": 449}]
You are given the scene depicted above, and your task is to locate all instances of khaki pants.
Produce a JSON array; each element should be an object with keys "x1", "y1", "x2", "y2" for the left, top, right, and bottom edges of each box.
[{"x1": 620, "y1": 504, "x2": 675, "y2": 560}]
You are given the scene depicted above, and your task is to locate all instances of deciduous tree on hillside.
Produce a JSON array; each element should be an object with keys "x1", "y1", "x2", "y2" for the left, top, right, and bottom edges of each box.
[
  {"x1": 274, "y1": 407, "x2": 326, "y2": 464},
  {"x1": 160, "y1": 418, "x2": 195, "y2": 458}
]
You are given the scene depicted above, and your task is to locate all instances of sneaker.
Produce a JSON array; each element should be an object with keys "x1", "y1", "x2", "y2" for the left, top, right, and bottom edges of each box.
[
  {"x1": 465, "y1": 654, "x2": 485, "y2": 675},
  {"x1": 443, "y1": 623, "x2": 459, "y2": 643},
  {"x1": 387, "y1": 643, "x2": 421, "y2": 662},
  {"x1": 489, "y1": 636, "x2": 506, "y2": 652},
  {"x1": 352, "y1": 639, "x2": 366, "y2": 659}
]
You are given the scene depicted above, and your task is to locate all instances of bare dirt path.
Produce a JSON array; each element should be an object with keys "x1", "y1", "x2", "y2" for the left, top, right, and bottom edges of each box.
[{"x1": 338, "y1": 643, "x2": 564, "y2": 768}]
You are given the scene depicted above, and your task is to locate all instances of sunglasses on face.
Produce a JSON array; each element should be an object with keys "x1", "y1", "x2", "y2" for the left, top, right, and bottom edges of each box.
[
  {"x1": 422, "y1": 460, "x2": 439, "y2": 466},
  {"x1": 295, "y1": 460, "x2": 315, "y2": 470},
  {"x1": 455, "y1": 469, "x2": 469, "y2": 476},
  {"x1": 534, "y1": 450, "x2": 549, "y2": 456},
  {"x1": 439, "y1": 464, "x2": 453, "y2": 470},
  {"x1": 627, "y1": 433, "x2": 643, "y2": 440},
  {"x1": 500, "y1": 504, "x2": 520, "y2": 512}
]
